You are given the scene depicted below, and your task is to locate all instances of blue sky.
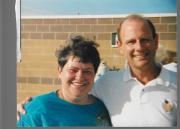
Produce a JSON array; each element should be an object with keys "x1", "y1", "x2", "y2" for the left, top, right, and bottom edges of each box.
[{"x1": 21, "y1": 0, "x2": 176, "y2": 16}]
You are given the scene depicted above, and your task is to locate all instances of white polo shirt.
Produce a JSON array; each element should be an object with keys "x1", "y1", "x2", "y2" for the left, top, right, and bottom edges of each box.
[
  {"x1": 163, "y1": 62, "x2": 177, "y2": 72},
  {"x1": 92, "y1": 65, "x2": 177, "y2": 127}
]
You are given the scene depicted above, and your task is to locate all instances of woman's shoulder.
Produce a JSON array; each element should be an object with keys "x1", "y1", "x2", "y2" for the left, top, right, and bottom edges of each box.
[
  {"x1": 88, "y1": 95, "x2": 106, "y2": 107},
  {"x1": 24, "y1": 91, "x2": 56, "y2": 112}
]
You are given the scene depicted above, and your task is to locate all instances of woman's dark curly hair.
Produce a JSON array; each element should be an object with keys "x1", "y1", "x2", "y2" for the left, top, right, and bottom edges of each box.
[{"x1": 55, "y1": 35, "x2": 100, "y2": 73}]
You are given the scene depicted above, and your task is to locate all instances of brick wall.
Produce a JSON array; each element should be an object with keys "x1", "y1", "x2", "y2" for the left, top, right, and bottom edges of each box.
[{"x1": 17, "y1": 16, "x2": 176, "y2": 102}]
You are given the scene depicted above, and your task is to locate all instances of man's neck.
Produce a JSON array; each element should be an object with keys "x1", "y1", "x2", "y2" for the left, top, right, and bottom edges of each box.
[{"x1": 130, "y1": 63, "x2": 161, "y2": 85}]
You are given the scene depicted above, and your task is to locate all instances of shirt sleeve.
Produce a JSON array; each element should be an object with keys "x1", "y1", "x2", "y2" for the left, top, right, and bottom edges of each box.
[{"x1": 16, "y1": 98, "x2": 43, "y2": 127}]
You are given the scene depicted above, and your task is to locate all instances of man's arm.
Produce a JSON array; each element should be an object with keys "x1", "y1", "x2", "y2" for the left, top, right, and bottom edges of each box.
[{"x1": 17, "y1": 97, "x2": 32, "y2": 121}]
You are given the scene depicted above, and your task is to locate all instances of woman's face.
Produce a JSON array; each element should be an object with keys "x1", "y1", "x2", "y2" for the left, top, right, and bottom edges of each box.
[{"x1": 58, "y1": 56, "x2": 95, "y2": 102}]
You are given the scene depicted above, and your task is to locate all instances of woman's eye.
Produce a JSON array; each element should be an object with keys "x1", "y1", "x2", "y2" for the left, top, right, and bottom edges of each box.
[{"x1": 68, "y1": 69, "x2": 77, "y2": 73}]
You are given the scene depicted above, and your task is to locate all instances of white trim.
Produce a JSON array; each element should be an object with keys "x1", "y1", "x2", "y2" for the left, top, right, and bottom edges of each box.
[
  {"x1": 16, "y1": 0, "x2": 21, "y2": 62},
  {"x1": 21, "y1": 13, "x2": 177, "y2": 19}
]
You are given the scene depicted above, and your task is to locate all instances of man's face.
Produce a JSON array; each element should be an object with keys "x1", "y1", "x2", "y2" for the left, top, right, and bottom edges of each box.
[
  {"x1": 58, "y1": 56, "x2": 95, "y2": 100},
  {"x1": 119, "y1": 19, "x2": 158, "y2": 70}
]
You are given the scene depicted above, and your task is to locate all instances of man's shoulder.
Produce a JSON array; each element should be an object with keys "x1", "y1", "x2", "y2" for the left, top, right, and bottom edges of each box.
[
  {"x1": 163, "y1": 62, "x2": 177, "y2": 72},
  {"x1": 162, "y1": 66, "x2": 177, "y2": 79},
  {"x1": 161, "y1": 66, "x2": 177, "y2": 87},
  {"x1": 94, "y1": 69, "x2": 124, "y2": 86},
  {"x1": 104, "y1": 69, "x2": 124, "y2": 78}
]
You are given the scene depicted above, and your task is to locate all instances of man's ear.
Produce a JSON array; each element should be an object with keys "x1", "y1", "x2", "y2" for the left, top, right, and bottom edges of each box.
[
  {"x1": 116, "y1": 40, "x2": 124, "y2": 55},
  {"x1": 116, "y1": 40, "x2": 122, "y2": 48},
  {"x1": 154, "y1": 34, "x2": 159, "y2": 50}
]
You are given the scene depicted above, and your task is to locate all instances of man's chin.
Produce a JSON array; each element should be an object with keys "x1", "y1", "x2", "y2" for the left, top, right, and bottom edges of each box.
[{"x1": 131, "y1": 60, "x2": 150, "y2": 69}]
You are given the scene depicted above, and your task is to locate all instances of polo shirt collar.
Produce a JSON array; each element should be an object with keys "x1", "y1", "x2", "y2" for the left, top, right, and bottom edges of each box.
[
  {"x1": 123, "y1": 65, "x2": 133, "y2": 81},
  {"x1": 155, "y1": 66, "x2": 171, "y2": 87},
  {"x1": 122, "y1": 63, "x2": 171, "y2": 87}
]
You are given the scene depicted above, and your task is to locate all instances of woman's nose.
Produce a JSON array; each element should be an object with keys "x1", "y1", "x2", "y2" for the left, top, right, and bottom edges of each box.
[{"x1": 75, "y1": 70, "x2": 84, "y2": 80}]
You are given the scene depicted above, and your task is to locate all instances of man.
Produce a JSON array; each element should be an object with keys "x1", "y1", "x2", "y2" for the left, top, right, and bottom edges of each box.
[
  {"x1": 17, "y1": 15, "x2": 177, "y2": 127},
  {"x1": 92, "y1": 14, "x2": 177, "y2": 127}
]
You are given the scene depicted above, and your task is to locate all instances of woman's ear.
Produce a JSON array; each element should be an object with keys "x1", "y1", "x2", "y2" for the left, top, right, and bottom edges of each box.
[{"x1": 58, "y1": 66, "x2": 62, "y2": 78}]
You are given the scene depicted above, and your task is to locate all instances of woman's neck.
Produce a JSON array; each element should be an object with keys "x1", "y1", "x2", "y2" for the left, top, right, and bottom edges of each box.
[{"x1": 56, "y1": 90, "x2": 96, "y2": 105}]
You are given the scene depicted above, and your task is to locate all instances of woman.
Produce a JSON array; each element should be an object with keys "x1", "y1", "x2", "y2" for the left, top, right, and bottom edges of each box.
[{"x1": 17, "y1": 35, "x2": 111, "y2": 127}]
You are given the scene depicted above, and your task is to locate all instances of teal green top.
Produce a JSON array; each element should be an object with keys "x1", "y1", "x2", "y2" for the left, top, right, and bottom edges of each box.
[{"x1": 17, "y1": 91, "x2": 111, "y2": 127}]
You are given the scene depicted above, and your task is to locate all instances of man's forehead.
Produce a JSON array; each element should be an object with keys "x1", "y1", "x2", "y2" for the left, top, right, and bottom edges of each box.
[
  {"x1": 121, "y1": 20, "x2": 152, "y2": 36},
  {"x1": 122, "y1": 19, "x2": 145, "y2": 29}
]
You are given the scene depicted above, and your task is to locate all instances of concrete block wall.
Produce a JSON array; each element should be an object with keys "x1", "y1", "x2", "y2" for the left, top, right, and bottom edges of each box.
[{"x1": 17, "y1": 16, "x2": 176, "y2": 102}]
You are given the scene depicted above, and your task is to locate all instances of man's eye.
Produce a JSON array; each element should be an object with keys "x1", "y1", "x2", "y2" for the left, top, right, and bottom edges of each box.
[
  {"x1": 83, "y1": 71, "x2": 93, "y2": 75},
  {"x1": 126, "y1": 40, "x2": 135, "y2": 45},
  {"x1": 84, "y1": 71, "x2": 91, "y2": 73},
  {"x1": 141, "y1": 38, "x2": 152, "y2": 43}
]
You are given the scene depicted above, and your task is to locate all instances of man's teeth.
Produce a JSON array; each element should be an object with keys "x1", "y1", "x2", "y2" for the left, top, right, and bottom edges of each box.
[{"x1": 135, "y1": 52, "x2": 149, "y2": 57}]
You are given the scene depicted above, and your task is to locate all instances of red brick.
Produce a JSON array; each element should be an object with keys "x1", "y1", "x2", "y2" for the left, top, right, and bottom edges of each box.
[
  {"x1": 21, "y1": 19, "x2": 43, "y2": 24},
  {"x1": 97, "y1": 33, "x2": 111, "y2": 40},
  {"x1": 50, "y1": 25, "x2": 63, "y2": 32},
  {"x1": 91, "y1": 25, "x2": 104, "y2": 32},
  {"x1": 113, "y1": 18, "x2": 123, "y2": 24},
  {"x1": 21, "y1": 33, "x2": 30, "y2": 39},
  {"x1": 63, "y1": 25, "x2": 76, "y2": 32},
  {"x1": 168, "y1": 24, "x2": 176, "y2": 32},
  {"x1": 57, "y1": 19, "x2": 70, "y2": 24},
  {"x1": 104, "y1": 25, "x2": 117, "y2": 32},
  {"x1": 23, "y1": 25, "x2": 36, "y2": 32},
  {"x1": 83, "y1": 18, "x2": 97, "y2": 24},
  {"x1": 77, "y1": 25, "x2": 91, "y2": 32},
  {"x1": 161, "y1": 17, "x2": 176, "y2": 23},
  {"x1": 56, "y1": 33, "x2": 68, "y2": 40},
  {"x1": 155, "y1": 24, "x2": 167, "y2": 32},
  {"x1": 160, "y1": 33, "x2": 176, "y2": 40},
  {"x1": 17, "y1": 77, "x2": 27, "y2": 83},
  {"x1": 43, "y1": 19, "x2": 57, "y2": 24},
  {"x1": 54, "y1": 78, "x2": 61, "y2": 85},
  {"x1": 37, "y1": 25, "x2": 49, "y2": 32},
  {"x1": 98, "y1": 18, "x2": 112, "y2": 24},
  {"x1": 41, "y1": 77, "x2": 53, "y2": 85},
  {"x1": 28, "y1": 77, "x2": 40, "y2": 84},
  {"x1": 70, "y1": 19, "x2": 83, "y2": 24},
  {"x1": 43, "y1": 33, "x2": 55, "y2": 39},
  {"x1": 30, "y1": 33, "x2": 42, "y2": 39},
  {"x1": 148, "y1": 17, "x2": 160, "y2": 23},
  {"x1": 83, "y1": 33, "x2": 97, "y2": 40}
]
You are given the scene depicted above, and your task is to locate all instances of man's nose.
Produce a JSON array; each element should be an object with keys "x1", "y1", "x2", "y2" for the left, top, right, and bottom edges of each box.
[{"x1": 135, "y1": 40, "x2": 144, "y2": 50}]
